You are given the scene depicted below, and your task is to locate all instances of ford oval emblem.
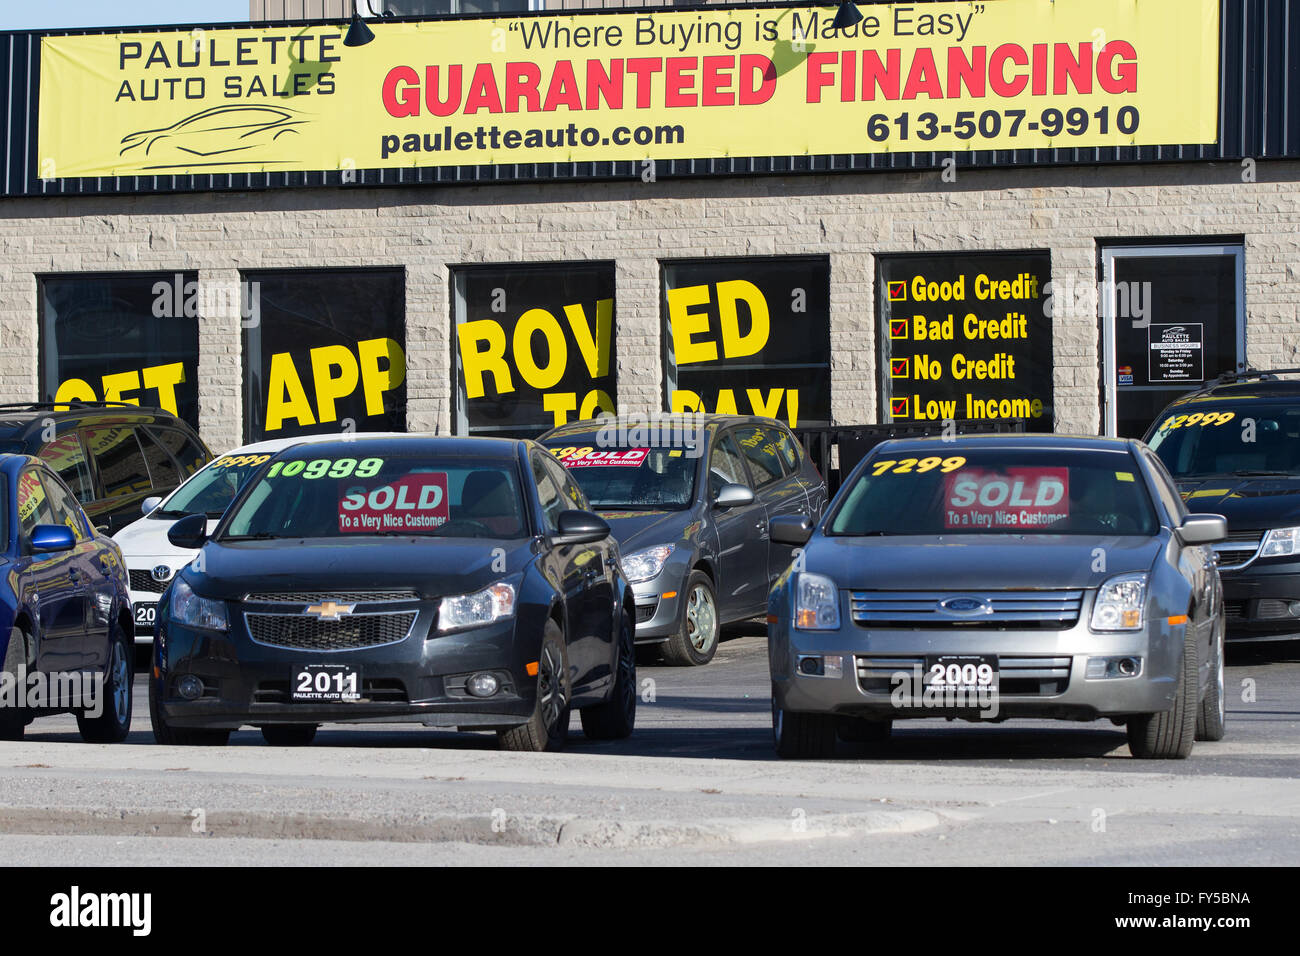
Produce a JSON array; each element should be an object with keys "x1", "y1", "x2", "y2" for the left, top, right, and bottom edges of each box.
[{"x1": 938, "y1": 596, "x2": 993, "y2": 617}]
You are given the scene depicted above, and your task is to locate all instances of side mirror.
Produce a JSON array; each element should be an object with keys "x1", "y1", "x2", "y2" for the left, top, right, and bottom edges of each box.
[
  {"x1": 552, "y1": 509, "x2": 611, "y2": 546},
  {"x1": 1178, "y1": 513, "x2": 1228, "y2": 545},
  {"x1": 167, "y1": 512, "x2": 209, "y2": 550},
  {"x1": 29, "y1": 524, "x2": 76, "y2": 553},
  {"x1": 770, "y1": 515, "x2": 815, "y2": 547},
  {"x1": 713, "y1": 482, "x2": 755, "y2": 510},
  {"x1": 141, "y1": 496, "x2": 163, "y2": 516}
]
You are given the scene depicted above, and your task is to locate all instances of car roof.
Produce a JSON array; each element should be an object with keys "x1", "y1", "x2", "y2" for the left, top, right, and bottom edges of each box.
[
  {"x1": 1163, "y1": 380, "x2": 1300, "y2": 406},
  {"x1": 0, "y1": 403, "x2": 196, "y2": 443},
  {"x1": 870, "y1": 433, "x2": 1141, "y2": 455},
  {"x1": 267, "y1": 434, "x2": 526, "y2": 459},
  {"x1": 212, "y1": 431, "x2": 412, "y2": 456},
  {"x1": 540, "y1": 414, "x2": 776, "y2": 442}
]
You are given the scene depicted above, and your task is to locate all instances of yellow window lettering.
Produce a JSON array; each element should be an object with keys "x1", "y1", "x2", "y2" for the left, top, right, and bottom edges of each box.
[
  {"x1": 513, "y1": 309, "x2": 568, "y2": 390},
  {"x1": 264, "y1": 351, "x2": 316, "y2": 432},
  {"x1": 563, "y1": 299, "x2": 613, "y2": 379},
  {"x1": 666, "y1": 284, "x2": 717, "y2": 365},
  {"x1": 457, "y1": 319, "x2": 513, "y2": 399},
  {"x1": 141, "y1": 362, "x2": 185, "y2": 416},
  {"x1": 310, "y1": 344, "x2": 360, "y2": 425}
]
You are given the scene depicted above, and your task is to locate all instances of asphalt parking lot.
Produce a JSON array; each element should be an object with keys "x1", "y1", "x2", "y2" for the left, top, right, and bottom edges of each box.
[{"x1": 1, "y1": 626, "x2": 1297, "y2": 865}]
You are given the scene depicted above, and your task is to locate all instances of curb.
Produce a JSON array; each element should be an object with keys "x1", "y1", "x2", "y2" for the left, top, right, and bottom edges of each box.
[{"x1": 0, "y1": 806, "x2": 940, "y2": 848}]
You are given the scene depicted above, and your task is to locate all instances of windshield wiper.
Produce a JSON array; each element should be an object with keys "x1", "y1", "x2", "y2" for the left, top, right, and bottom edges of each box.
[
  {"x1": 151, "y1": 509, "x2": 191, "y2": 519},
  {"x1": 1231, "y1": 470, "x2": 1297, "y2": 477},
  {"x1": 220, "y1": 532, "x2": 284, "y2": 541}
]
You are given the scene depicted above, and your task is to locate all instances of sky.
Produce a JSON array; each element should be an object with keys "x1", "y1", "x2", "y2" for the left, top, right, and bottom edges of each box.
[{"x1": 0, "y1": 1, "x2": 250, "y2": 31}]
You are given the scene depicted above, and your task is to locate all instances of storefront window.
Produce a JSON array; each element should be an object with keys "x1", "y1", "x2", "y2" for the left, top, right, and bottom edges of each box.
[
  {"x1": 39, "y1": 273, "x2": 200, "y2": 427},
  {"x1": 878, "y1": 252, "x2": 1054, "y2": 431},
  {"x1": 452, "y1": 263, "x2": 616, "y2": 438},
  {"x1": 241, "y1": 269, "x2": 406, "y2": 442},
  {"x1": 1101, "y1": 244, "x2": 1244, "y2": 438},
  {"x1": 662, "y1": 257, "x2": 830, "y2": 429}
]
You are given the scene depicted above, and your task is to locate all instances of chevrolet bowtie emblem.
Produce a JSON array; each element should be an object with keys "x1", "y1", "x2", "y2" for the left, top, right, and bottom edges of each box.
[{"x1": 305, "y1": 601, "x2": 356, "y2": 621}]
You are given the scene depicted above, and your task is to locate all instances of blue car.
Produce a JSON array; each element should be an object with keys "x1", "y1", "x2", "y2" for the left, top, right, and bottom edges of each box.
[{"x1": 0, "y1": 454, "x2": 135, "y2": 742}]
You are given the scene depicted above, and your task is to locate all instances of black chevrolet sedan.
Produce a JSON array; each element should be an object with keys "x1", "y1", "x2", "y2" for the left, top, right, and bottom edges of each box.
[{"x1": 149, "y1": 436, "x2": 637, "y2": 752}]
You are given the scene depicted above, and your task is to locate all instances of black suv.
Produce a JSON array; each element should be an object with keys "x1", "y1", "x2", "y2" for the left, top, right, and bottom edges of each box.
[
  {"x1": 1144, "y1": 369, "x2": 1300, "y2": 643},
  {"x1": 0, "y1": 402, "x2": 212, "y2": 535}
]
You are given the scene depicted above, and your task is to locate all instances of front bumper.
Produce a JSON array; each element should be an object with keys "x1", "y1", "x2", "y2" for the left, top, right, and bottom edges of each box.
[
  {"x1": 1221, "y1": 557, "x2": 1300, "y2": 642},
  {"x1": 124, "y1": 558, "x2": 178, "y2": 643},
  {"x1": 155, "y1": 609, "x2": 543, "y2": 730},
  {"x1": 769, "y1": 611, "x2": 1186, "y2": 722},
  {"x1": 629, "y1": 579, "x2": 683, "y2": 643}
]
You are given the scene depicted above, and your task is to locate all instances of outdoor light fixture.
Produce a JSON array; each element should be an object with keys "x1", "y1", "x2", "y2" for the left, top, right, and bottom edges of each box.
[
  {"x1": 830, "y1": 1, "x2": 864, "y2": 32},
  {"x1": 343, "y1": 0, "x2": 376, "y2": 47}
]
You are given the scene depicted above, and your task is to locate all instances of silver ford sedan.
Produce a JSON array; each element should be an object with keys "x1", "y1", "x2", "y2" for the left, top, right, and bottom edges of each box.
[{"x1": 767, "y1": 434, "x2": 1227, "y2": 759}]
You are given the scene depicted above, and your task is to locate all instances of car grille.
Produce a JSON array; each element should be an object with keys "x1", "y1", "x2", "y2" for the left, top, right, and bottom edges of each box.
[
  {"x1": 1224, "y1": 599, "x2": 1248, "y2": 623},
  {"x1": 244, "y1": 590, "x2": 420, "y2": 604},
  {"x1": 849, "y1": 590, "x2": 1084, "y2": 629},
  {"x1": 129, "y1": 569, "x2": 171, "y2": 594},
  {"x1": 1212, "y1": 531, "x2": 1263, "y2": 571},
  {"x1": 856, "y1": 655, "x2": 1072, "y2": 697},
  {"x1": 635, "y1": 601, "x2": 657, "y2": 624},
  {"x1": 245, "y1": 612, "x2": 418, "y2": 651}
]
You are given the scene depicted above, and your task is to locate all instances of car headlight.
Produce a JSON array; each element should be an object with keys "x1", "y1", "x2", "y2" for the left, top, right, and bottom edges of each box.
[
  {"x1": 623, "y1": 545, "x2": 674, "y2": 584},
  {"x1": 1090, "y1": 572, "x2": 1147, "y2": 632},
  {"x1": 438, "y1": 582, "x2": 516, "y2": 633},
  {"x1": 169, "y1": 576, "x2": 228, "y2": 632},
  {"x1": 1260, "y1": 527, "x2": 1300, "y2": 558},
  {"x1": 794, "y1": 572, "x2": 841, "y2": 630}
]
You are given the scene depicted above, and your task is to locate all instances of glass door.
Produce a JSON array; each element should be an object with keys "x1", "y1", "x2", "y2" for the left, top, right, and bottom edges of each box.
[{"x1": 1101, "y1": 244, "x2": 1245, "y2": 437}]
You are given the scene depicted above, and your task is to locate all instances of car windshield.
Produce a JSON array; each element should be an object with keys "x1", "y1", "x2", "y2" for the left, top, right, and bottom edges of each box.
[
  {"x1": 827, "y1": 448, "x2": 1159, "y2": 537},
  {"x1": 220, "y1": 453, "x2": 527, "y2": 540},
  {"x1": 543, "y1": 442, "x2": 697, "y2": 509},
  {"x1": 156, "y1": 451, "x2": 279, "y2": 518},
  {"x1": 1147, "y1": 403, "x2": 1300, "y2": 478}
]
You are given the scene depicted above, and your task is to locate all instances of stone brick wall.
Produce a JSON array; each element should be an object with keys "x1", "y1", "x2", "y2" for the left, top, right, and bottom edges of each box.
[{"x1": 1, "y1": 159, "x2": 1296, "y2": 454}]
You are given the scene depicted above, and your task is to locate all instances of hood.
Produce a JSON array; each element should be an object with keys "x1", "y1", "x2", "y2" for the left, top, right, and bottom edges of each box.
[
  {"x1": 806, "y1": 534, "x2": 1165, "y2": 591},
  {"x1": 184, "y1": 537, "x2": 533, "y2": 602},
  {"x1": 112, "y1": 513, "x2": 219, "y2": 562},
  {"x1": 595, "y1": 508, "x2": 698, "y2": 554},
  {"x1": 1175, "y1": 476, "x2": 1300, "y2": 532}
]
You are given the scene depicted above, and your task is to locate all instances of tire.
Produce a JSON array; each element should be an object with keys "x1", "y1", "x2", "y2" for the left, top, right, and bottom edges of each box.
[
  {"x1": 660, "y1": 571, "x2": 720, "y2": 666},
  {"x1": 149, "y1": 671, "x2": 230, "y2": 746},
  {"x1": 0, "y1": 626, "x2": 30, "y2": 741},
  {"x1": 837, "y1": 715, "x2": 893, "y2": 743},
  {"x1": 498, "y1": 621, "x2": 570, "y2": 752},
  {"x1": 580, "y1": 610, "x2": 637, "y2": 740},
  {"x1": 77, "y1": 623, "x2": 132, "y2": 744},
  {"x1": 1195, "y1": 614, "x2": 1227, "y2": 742},
  {"x1": 261, "y1": 724, "x2": 318, "y2": 746},
  {"x1": 772, "y1": 686, "x2": 837, "y2": 758},
  {"x1": 1128, "y1": 624, "x2": 1198, "y2": 759}
]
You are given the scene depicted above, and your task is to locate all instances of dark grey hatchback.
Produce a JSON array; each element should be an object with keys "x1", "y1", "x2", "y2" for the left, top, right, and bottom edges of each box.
[{"x1": 540, "y1": 415, "x2": 827, "y2": 665}]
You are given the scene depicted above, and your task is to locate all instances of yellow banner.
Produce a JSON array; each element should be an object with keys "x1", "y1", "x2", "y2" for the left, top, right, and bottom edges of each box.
[{"x1": 38, "y1": 0, "x2": 1219, "y2": 179}]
